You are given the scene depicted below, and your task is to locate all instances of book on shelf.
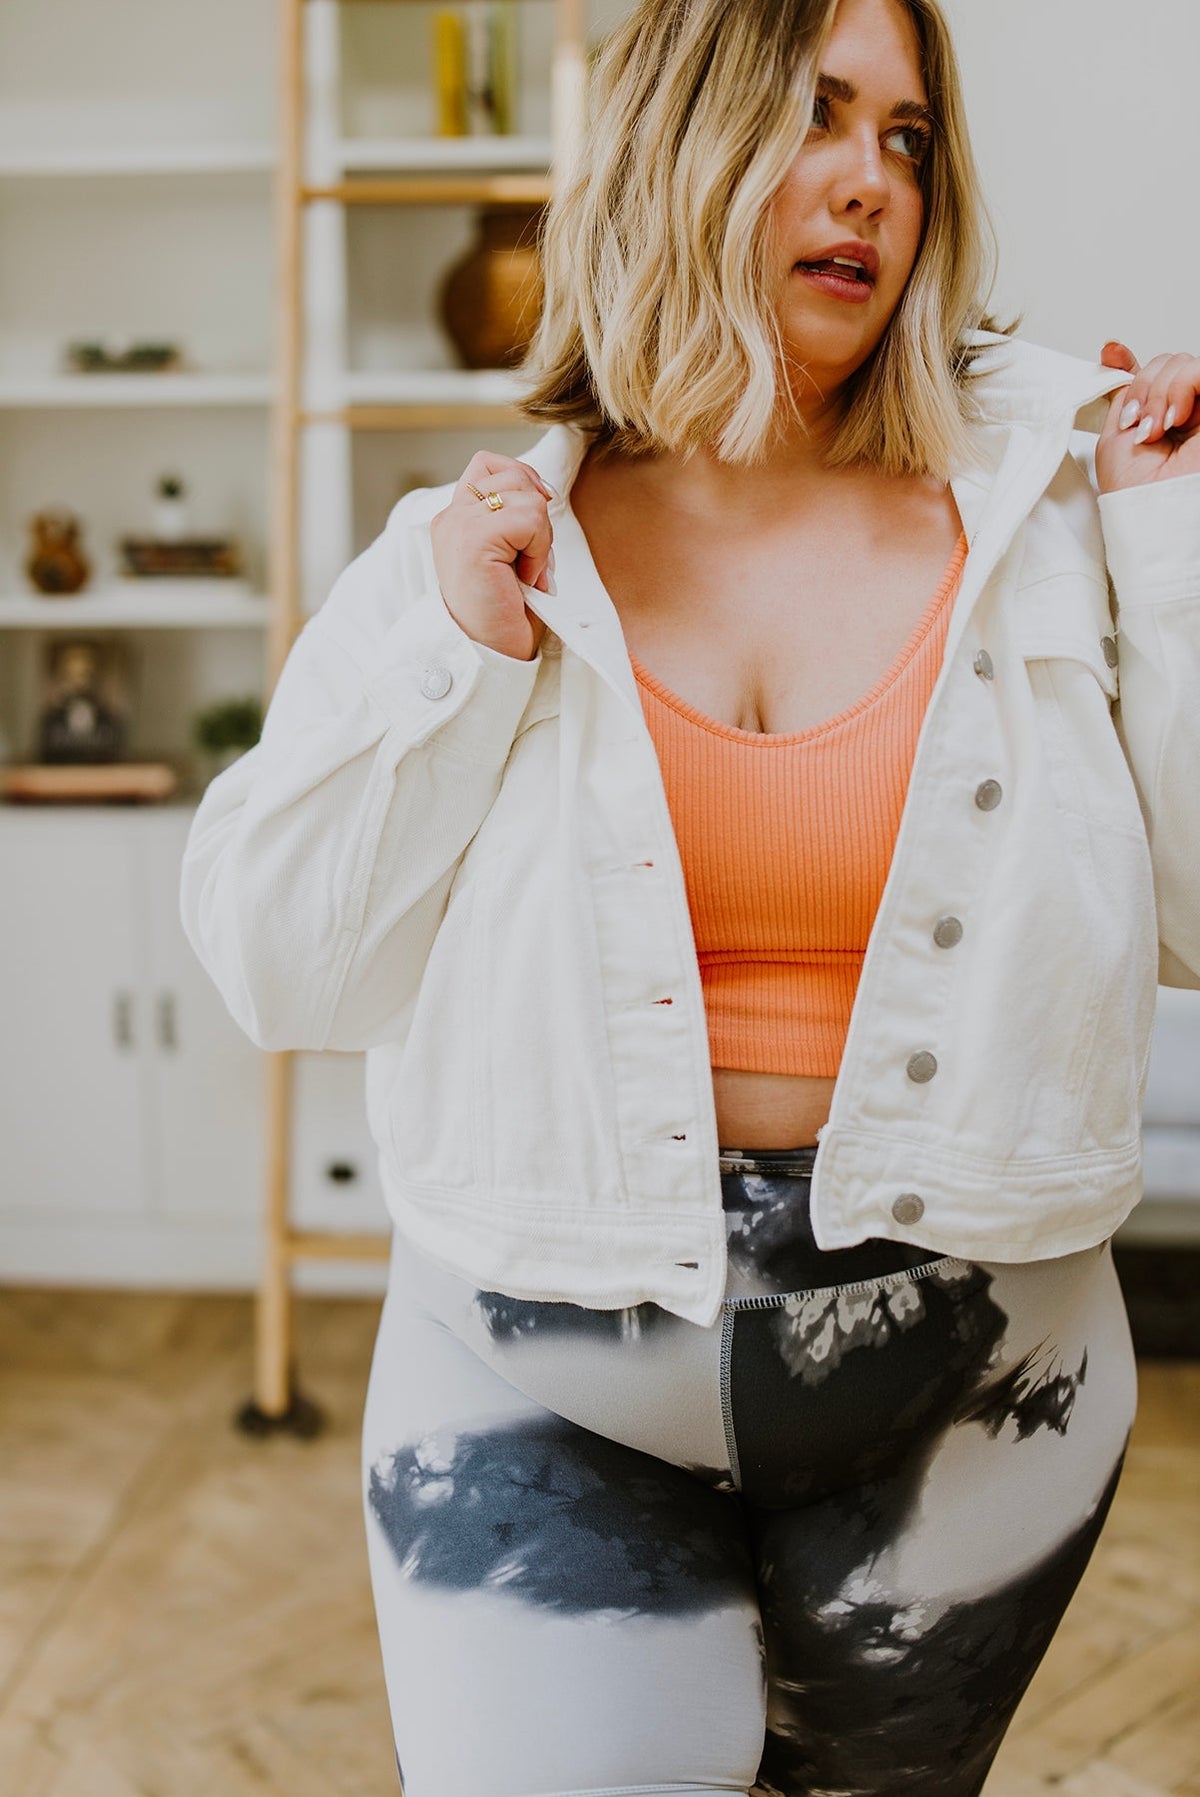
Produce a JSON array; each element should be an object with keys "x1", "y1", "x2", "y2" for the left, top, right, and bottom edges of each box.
[{"x1": 434, "y1": 4, "x2": 518, "y2": 138}]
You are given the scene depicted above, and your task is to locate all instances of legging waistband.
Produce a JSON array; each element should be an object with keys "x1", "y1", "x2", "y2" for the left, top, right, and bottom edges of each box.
[{"x1": 718, "y1": 1144, "x2": 819, "y2": 1178}]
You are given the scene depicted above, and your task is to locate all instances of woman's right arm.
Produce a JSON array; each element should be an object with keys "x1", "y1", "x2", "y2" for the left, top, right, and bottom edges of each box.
[{"x1": 179, "y1": 455, "x2": 556, "y2": 1053}]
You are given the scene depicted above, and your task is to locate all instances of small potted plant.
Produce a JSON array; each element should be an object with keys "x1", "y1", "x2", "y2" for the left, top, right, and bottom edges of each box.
[
  {"x1": 153, "y1": 473, "x2": 189, "y2": 542},
  {"x1": 191, "y1": 695, "x2": 263, "y2": 781}
]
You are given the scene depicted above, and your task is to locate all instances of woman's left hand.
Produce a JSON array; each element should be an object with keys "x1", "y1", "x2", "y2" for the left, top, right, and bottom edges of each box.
[{"x1": 1095, "y1": 342, "x2": 1200, "y2": 493}]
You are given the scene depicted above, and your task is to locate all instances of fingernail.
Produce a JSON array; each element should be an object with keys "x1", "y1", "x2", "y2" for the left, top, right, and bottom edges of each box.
[
  {"x1": 1134, "y1": 414, "x2": 1155, "y2": 445},
  {"x1": 548, "y1": 546, "x2": 556, "y2": 572},
  {"x1": 545, "y1": 572, "x2": 557, "y2": 596},
  {"x1": 1120, "y1": 400, "x2": 1141, "y2": 431},
  {"x1": 1164, "y1": 405, "x2": 1177, "y2": 432}
]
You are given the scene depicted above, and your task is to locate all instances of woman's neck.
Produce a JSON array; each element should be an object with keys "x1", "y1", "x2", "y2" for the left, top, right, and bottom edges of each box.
[{"x1": 590, "y1": 392, "x2": 857, "y2": 524}]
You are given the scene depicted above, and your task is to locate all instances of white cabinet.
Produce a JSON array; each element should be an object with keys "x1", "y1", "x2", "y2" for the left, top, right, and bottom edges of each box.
[
  {"x1": 139, "y1": 807, "x2": 266, "y2": 1224},
  {"x1": 0, "y1": 808, "x2": 153, "y2": 1222},
  {"x1": 0, "y1": 805, "x2": 266, "y2": 1283},
  {"x1": 0, "y1": 801, "x2": 391, "y2": 1288},
  {"x1": 291, "y1": 1052, "x2": 388, "y2": 1236}
]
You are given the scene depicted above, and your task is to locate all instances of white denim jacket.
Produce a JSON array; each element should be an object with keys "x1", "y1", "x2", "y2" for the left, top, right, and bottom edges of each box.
[{"x1": 180, "y1": 331, "x2": 1200, "y2": 1328}]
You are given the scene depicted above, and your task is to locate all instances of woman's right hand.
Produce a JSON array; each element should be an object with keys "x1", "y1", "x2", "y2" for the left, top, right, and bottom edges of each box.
[{"x1": 430, "y1": 452, "x2": 558, "y2": 662}]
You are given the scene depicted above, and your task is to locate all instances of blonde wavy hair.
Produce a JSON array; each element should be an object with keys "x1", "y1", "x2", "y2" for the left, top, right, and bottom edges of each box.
[{"x1": 515, "y1": 0, "x2": 1017, "y2": 481}]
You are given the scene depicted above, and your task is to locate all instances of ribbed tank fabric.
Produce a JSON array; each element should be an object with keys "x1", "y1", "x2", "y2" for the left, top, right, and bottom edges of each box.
[{"x1": 629, "y1": 532, "x2": 969, "y2": 1077}]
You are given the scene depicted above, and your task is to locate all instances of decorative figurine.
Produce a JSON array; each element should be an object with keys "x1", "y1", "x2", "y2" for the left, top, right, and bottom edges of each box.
[
  {"x1": 36, "y1": 638, "x2": 128, "y2": 765},
  {"x1": 26, "y1": 509, "x2": 91, "y2": 595}
]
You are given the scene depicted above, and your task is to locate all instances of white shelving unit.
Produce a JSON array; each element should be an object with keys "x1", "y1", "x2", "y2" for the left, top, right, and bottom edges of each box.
[
  {"x1": 232, "y1": 0, "x2": 592, "y2": 1426},
  {"x1": 282, "y1": 0, "x2": 578, "y2": 626},
  {"x1": 0, "y1": 0, "x2": 291, "y2": 1294},
  {"x1": 0, "y1": 0, "x2": 610, "y2": 1314},
  {"x1": 0, "y1": 0, "x2": 277, "y2": 780}
]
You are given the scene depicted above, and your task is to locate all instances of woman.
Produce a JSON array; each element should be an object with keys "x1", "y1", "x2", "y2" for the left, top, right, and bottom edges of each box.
[{"x1": 180, "y1": 0, "x2": 1200, "y2": 1791}]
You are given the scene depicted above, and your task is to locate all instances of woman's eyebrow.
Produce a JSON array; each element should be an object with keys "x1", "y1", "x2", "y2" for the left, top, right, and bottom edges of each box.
[{"x1": 816, "y1": 71, "x2": 934, "y2": 128}]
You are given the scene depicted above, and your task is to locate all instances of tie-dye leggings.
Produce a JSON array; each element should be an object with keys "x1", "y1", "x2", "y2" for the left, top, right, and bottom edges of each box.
[{"x1": 361, "y1": 1144, "x2": 1136, "y2": 1797}]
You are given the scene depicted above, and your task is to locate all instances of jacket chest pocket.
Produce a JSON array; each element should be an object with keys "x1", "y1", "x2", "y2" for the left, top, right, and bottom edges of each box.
[{"x1": 1013, "y1": 573, "x2": 1144, "y2": 840}]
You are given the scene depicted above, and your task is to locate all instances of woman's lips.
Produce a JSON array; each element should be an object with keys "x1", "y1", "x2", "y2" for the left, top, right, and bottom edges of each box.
[{"x1": 794, "y1": 264, "x2": 874, "y2": 304}]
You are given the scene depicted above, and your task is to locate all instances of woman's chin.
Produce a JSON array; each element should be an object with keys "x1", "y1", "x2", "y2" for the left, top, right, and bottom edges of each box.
[{"x1": 778, "y1": 318, "x2": 885, "y2": 387}]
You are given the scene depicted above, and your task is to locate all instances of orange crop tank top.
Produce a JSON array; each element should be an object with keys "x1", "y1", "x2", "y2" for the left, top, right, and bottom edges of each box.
[{"x1": 629, "y1": 532, "x2": 969, "y2": 1078}]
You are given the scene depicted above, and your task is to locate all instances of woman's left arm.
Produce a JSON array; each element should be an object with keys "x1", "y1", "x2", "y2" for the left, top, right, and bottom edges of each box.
[{"x1": 1092, "y1": 342, "x2": 1200, "y2": 989}]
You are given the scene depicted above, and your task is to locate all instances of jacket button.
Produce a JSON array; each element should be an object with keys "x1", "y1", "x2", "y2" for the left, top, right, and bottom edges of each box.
[
  {"x1": 420, "y1": 666, "x2": 453, "y2": 699},
  {"x1": 1101, "y1": 635, "x2": 1119, "y2": 668},
  {"x1": 907, "y1": 1051, "x2": 938, "y2": 1083},
  {"x1": 973, "y1": 649, "x2": 994, "y2": 680},
  {"x1": 892, "y1": 1193, "x2": 925, "y2": 1225},
  {"x1": 933, "y1": 915, "x2": 963, "y2": 948},
  {"x1": 974, "y1": 779, "x2": 1002, "y2": 811}
]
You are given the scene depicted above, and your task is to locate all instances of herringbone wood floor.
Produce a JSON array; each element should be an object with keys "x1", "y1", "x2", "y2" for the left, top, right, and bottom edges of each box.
[{"x1": 0, "y1": 1285, "x2": 1197, "y2": 1796}]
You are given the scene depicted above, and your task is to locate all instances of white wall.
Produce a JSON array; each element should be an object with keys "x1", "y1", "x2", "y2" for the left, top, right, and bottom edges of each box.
[
  {"x1": 940, "y1": 0, "x2": 1200, "y2": 1234},
  {"x1": 942, "y1": 0, "x2": 1199, "y2": 364}
]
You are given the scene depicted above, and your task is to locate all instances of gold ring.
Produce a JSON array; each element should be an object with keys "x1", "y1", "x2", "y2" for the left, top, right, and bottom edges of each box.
[{"x1": 466, "y1": 481, "x2": 504, "y2": 511}]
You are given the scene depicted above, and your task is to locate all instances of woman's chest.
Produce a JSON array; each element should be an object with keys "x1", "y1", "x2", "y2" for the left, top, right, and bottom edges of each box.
[{"x1": 574, "y1": 493, "x2": 965, "y2": 737}]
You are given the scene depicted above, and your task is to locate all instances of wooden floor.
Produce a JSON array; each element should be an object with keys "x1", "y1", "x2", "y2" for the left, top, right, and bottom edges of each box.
[{"x1": 0, "y1": 1286, "x2": 1197, "y2": 1796}]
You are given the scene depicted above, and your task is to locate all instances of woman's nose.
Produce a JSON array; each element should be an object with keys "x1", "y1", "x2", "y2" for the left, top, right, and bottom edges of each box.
[{"x1": 829, "y1": 130, "x2": 890, "y2": 215}]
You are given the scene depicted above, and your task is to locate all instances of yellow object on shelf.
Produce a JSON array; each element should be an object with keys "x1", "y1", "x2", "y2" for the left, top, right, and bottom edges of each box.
[
  {"x1": 434, "y1": 11, "x2": 468, "y2": 137},
  {"x1": 464, "y1": 4, "x2": 489, "y2": 134},
  {"x1": 490, "y1": 4, "x2": 518, "y2": 136}
]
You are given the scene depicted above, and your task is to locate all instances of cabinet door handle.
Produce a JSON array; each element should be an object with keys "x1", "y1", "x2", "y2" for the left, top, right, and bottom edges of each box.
[
  {"x1": 113, "y1": 989, "x2": 135, "y2": 1049},
  {"x1": 157, "y1": 991, "x2": 178, "y2": 1051}
]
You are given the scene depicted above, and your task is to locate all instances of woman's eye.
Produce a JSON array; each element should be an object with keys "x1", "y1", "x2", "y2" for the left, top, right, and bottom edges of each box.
[
  {"x1": 808, "y1": 101, "x2": 931, "y2": 164},
  {"x1": 885, "y1": 124, "x2": 931, "y2": 162}
]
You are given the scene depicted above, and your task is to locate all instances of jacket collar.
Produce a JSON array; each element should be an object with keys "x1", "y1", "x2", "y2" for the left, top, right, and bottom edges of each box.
[
  {"x1": 953, "y1": 327, "x2": 1132, "y2": 429},
  {"x1": 936, "y1": 332, "x2": 1132, "y2": 629},
  {"x1": 511, "y1": 332, "x2": 1133, "y2": 708}
]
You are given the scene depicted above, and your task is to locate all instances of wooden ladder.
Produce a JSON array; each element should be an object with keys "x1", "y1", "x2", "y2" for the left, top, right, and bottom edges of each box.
[{"x1": 240, "y1": 0, "x2": 587, "y2": 1435}]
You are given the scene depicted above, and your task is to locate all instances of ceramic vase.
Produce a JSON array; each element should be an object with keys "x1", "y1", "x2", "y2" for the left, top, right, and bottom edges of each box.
[{"x1": 439, "y1": 204, "x2": 545, "y2": 370}]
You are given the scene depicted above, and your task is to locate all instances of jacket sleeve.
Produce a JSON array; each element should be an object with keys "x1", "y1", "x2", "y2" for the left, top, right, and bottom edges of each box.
[
  {"x1": 1094, "y1": 465, "x2": 1200, "y2": 990},
  {"x1": 179, "y1": 489, "x2": 543, "y2": 1050}
]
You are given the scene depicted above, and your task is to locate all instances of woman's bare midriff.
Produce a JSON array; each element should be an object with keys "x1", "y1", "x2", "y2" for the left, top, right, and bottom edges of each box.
[
  {"x1": 711, "y1": 1066, "x2": 837, "y2": 1150},
  {"x1": 568, "y1": 443, "x2": 965, "y2": 1154}
]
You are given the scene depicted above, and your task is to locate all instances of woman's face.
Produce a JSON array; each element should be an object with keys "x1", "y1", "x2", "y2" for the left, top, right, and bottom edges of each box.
[{"x1": 770, "y1": 0, "x2": 931, "y2": 400}]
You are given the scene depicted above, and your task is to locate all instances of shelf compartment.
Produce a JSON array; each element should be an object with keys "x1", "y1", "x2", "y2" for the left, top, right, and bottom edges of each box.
[
  {"x1": 0, "y1": 375, "x2": 275, "y2": 409},
  {"x1": 339, "y1": 368, "x2": 526, "y2": 403},
  {"x1": 335, "y1": 135, "x2": 552, "y2": 174},
  {"x1": 326, "y1": 403, "x2": 527, "y2": 429},
  {"x1": 302, "y1": 367, "x2": 530, "y2": 429},
  {"x1": 0, "y1": 144, "x2": 277, "y2": 178},
  {"x1": 301, "y1": 174, "x2": 552, "y2": 206}
]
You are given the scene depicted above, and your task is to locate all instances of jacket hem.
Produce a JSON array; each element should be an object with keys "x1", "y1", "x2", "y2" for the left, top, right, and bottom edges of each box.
[
  {"x1": 380, "y1": 1178, "x2": 730, "y2": 1328},
  {"x1": 823, "y1": 1192, "x2": 1142, "y2": 1266},
  {"x1": 810, "y1": 1128, "x2": 1143, "y2": 1262}
]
